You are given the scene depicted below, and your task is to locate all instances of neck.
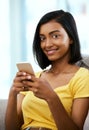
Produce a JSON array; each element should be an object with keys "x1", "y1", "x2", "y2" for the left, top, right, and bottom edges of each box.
[
  {"x1": 49, "y1": 62, "x2": 74, "y2": 75},
  {"x1": 48, "y1": 55, "x2": 72, "y2": 74}
]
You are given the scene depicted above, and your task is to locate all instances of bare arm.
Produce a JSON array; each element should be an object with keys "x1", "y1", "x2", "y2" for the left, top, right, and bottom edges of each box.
[
  {"x1": 5, "y1": 71, "x2": 29, "y2": 130},
  {"x1": 47, "y1": 93, "x2": 89, "y2": 130},
  {"x1": 5, "y1": 92, "x2": 24, "y2": 130}
]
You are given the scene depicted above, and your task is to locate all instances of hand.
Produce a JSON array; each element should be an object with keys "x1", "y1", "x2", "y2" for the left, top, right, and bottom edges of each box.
[
  {"x1": 22, "y1": 75, "x2": 56, "y2": 101},
  {"x1": 10, "y1": 71, "x2": 31, "y2": 96}
]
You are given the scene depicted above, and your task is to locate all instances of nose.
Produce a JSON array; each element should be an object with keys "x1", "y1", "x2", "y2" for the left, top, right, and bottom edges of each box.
[{"x1": 45, "y1": 38, "x2": 52, "y2": 47}]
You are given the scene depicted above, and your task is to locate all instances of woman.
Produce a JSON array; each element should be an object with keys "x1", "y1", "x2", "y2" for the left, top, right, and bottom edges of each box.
[{"x1": 5, "y1": 10, "x2": 89, "y2": 130}]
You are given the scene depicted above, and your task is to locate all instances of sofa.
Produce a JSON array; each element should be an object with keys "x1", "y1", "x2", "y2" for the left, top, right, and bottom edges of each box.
[{"x1": 0, "y1": 56, "x2": 89, "y2": 130}]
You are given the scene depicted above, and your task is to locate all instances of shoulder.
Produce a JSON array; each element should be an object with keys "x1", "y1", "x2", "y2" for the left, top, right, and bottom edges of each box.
[
  {"x1": 72, "y1": 67, "x2": 89, "y2": 85},
  {"x1": 70, "y1": 67, "x2": 89, "y2": 98},
  {"x1": 75, "y1": 67, "x2": 89, "y2": 78}
]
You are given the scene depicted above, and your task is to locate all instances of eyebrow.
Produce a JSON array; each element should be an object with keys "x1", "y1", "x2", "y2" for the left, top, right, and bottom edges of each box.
[
  {"x1": 49, "y1": 30, "x2": 60, "y2": 35},
  {"x1": 40, "y1": 30, "x2": 60, "y2": 36}
]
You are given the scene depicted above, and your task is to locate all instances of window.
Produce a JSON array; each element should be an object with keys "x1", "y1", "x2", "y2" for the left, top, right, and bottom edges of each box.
[{"x1": 0, "y1": 0, "x2": 89, "y2": 99}]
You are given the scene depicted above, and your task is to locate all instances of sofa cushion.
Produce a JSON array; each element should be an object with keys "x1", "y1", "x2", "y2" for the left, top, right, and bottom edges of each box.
[
  {"x1": 76, "y1": 55, "x2": 89, "y2": 69},
  {"x1": 84, "y1": 112, "x2": 89, "y2": 130},
  {"x1": 0, "y1": 99, "x2": 7, "y2": 130}
]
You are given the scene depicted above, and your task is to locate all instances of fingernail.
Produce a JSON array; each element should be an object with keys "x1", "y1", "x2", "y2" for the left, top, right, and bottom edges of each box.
[
  {"x1": 27, "y1": 75, "x2": 31, "y2": 79},
  {"x1": 23, "y1": 72, "x2": 26, "y2": 75}
]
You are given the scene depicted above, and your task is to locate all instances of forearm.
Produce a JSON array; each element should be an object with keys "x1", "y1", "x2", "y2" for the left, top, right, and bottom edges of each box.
[
  {"x1": 47, "y1": 93, "x2": 80, "y2": 130},
  {"x1": 5, "y1": 93, "x2": 21, "y2": 130}
]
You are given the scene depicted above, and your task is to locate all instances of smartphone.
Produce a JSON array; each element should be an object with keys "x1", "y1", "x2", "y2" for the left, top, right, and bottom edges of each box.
[{"x1": 16, "y1": 62, "x2": 34, "y2": 75}]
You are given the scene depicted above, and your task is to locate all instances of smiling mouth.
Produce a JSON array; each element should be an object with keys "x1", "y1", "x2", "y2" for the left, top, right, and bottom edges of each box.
[{"x1": 46, "y1": 49, "x2": 58, "y2": 55}]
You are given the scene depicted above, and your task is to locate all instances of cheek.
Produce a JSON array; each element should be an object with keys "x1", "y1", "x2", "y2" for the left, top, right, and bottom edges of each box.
[
  {"x1": 59, "y1": 38, "x2": 70, "y2": 52},
  {"x1": 61, "y1": 42, "x2": 70, "y2": 53},
  {"x1": 61, "y1": 36, "x2": 71, "y2": 47},
  {"x1": 61, "y1": 32, "x2": 70, "y2": 43},
  {"x1": 62, "y1": 36, "x2": 69, "y2": 43}
]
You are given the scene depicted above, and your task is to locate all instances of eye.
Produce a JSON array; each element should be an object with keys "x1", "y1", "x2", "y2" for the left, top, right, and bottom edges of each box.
[
  {"x1": 40, "y1": 36, "x2": 46, "y2": 41},
  {"x1": 52, "y1": 34, "x2": 60, "y2": 39}
]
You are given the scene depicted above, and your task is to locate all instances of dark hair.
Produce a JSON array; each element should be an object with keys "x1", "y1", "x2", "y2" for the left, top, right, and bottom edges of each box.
[{"x1": 33, "y1": 10, "x2": 82, "y2": 69}]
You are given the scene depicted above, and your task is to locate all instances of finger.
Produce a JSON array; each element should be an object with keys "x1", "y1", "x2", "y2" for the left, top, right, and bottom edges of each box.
[
  {"x1": 16, "y1": 71, "x2": 27, "y2": 77},
  {"x1": 21, "y1": 76, "x2": 38, "y2": 91},
  {"x1": 23, "y1": 86, "x2": 29, "y2": 91},
  {"x1": 14, "y1": 75, "x2": 30, "y2": 82},
  {"x1": 29, "y1": 87, "x2": 38, "y2": 94},
  {"x1": 26, "y1": 75, "x2": 38, "y2": 82},
  {"x1": 12, "y1": 82, "x2": 29, "y2": 92}
]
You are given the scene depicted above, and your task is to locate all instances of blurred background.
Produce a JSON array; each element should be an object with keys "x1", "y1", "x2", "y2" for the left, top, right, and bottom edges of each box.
[{"x1": 0, "y1": 0, "x2": 89, "y2": 99}]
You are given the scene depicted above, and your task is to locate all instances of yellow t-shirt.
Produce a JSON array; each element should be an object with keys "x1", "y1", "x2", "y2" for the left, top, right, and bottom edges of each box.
[{"x1": 21, "y1": 67, "x2": 89, "y2": 130}]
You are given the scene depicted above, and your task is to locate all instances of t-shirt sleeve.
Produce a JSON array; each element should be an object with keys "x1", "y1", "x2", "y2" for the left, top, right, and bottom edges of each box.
[{"x1": 70, "y1": 68, "x2": 89, "y2": 98}]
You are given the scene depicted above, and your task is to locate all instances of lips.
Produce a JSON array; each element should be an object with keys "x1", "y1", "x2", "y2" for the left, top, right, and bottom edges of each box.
[{"x1": 46, "y1": 48, "x2": 58, "y2": 55}]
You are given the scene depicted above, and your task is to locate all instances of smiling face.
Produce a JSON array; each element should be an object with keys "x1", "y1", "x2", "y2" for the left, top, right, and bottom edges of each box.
[{"x1": 39, "y1": 21, "x2": 72, "y2": 62}]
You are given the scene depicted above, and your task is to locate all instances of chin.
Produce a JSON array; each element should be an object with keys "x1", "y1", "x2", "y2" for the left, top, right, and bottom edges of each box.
[
  {"x1": 48, "y1": 57, "x2": 57, "y2": 61},
  {"x1": 47, "y1": 55, "x2": 60, "y2": 61}
]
